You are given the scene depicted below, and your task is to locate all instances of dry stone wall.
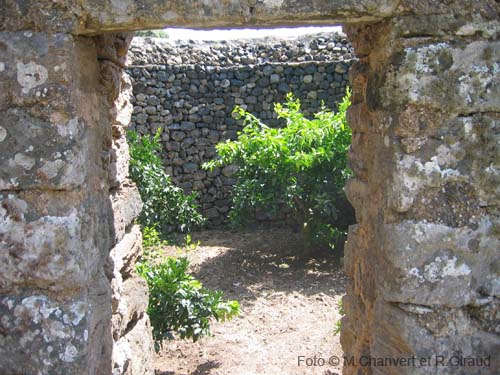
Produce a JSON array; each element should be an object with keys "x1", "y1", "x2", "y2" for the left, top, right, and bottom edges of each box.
[{"x1": 127, "y1": 34, "x2": 354, "y2": 225}]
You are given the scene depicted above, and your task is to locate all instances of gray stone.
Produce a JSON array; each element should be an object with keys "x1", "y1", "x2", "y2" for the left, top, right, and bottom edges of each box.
[
  {"x1": 303, "y1": 74, "x2": 313, "y2": 83},
  {"x1": 246, "y1": 96, "x2": 258, "y2": 104},
  {"x1": 147, "y1": 96, "x2": 160, "y2": 106},
  {"x1": 258, "y1": 77, "x2": 270, "y2": 87},
  {"x1": 180, "y1": 121, "x2": 196, "y2": 131},
  {"x1": 262, "y1": 65, "x2": 274, "y2": 75},
  {"x1": 278, "y1": 82, "x2": 290, "y2": 93},
  {"x1": 112, "y1": 314, "x2": 155, "y2": 375},
  {"x1": 334, "y1": 63, "x2": 347, "y2": 74},
  {"x1": 193, "y1": 170, "x2": 207, "y2": 180},
  {"x1": 204, "y1": 208, "x2": 219, "y2": 219},
  {"x1": 171, "y1": 131, "x2": 186, "y2": 141},
  {"x1": 111, "y1": 185, "x2": 143, "y2": 245},
  {"x1": 135, "y1": 113, "x2": 148, "y2": 124},
  {"x1": 183, "y1": 162, "x2": 198, "y2": 173},
  {"x1": 222, "y1": 165, "x2": 239, "y2": 177},
  {"x1": 166, "y1": 141, "x2": 181, "y2": 151},
  {"x1": 181, "y1": 137, "x2": 195, "y2": 148},
  {"x1": 193, "y1": 181, "x2": 205, "y2": 190},
  {"x1": 270, "y1": 74, "x2": 280, "y2": 84}
]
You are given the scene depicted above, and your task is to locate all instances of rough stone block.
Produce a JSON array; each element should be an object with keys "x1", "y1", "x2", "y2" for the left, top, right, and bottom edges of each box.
[
  {"x1": 111, "y1": 183, "x2": 142, "y2": 245},
  {"x1": 388, "y1": 114, "x2": 499, "y2": 219},
  {"x1": 112, "y1": 274, "x2": 149, "y2": 340},
  {"x1": 387, "y1": 40, "x2": 500, "y2": 113},
  {"x1": 109, "y1": 224, "x2": 143, "y2": 279},
  {"x1": 0, "y1": 191, "x2": 109, "y2": 293},
  {"x1": 0, "y1": 32, "x2": 106, "y2": 191},
  {"x1": 370, "y1": 299, "x2": 500, "y2": 375},
  {"x1": 379, "y1": 220, "x2": 499, "y2": 307},
  {"x1": 112, "y1": 313, "x2": 155, "y2": 375},
  {"x1": 0, "y1": 272, "x2": 112, "y2": 375},
  {"x1": 109, "y1": 127, "x2": 131, "y2": 189}
]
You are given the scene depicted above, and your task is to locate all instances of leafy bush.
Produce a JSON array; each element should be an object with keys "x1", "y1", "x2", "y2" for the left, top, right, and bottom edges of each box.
[
  {"x1": 203, "y1": 90, "x2": 353, "y2": 250},
  {"x1": 140, "y1": 225, "x2": 168, "y2": 262},
  {"x1": 128, "y1": 129, "x2": 205, "y2": 232},
  {"x1": 137, "y1": 254, "x2": 240, "y2": 350},
  {"x1": 130, "y1": 130, "x2": 237, "y2": 350},
  {"x1": 137, "y1": 226, "x2": 239, "y2": 350}
]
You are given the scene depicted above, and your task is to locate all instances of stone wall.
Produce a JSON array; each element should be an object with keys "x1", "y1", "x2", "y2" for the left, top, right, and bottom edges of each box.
[
  {"x1": 341, "y1": 14, "x2": 500, "y2": 375},
  {"x1": 127, "y1": 34, "x2": 354, "y2": 225},
  {"x1": 0, "y1": 33, "x2": 116, "y2": 375},
  {"x1": 0, "y1": 32, "x2": 154, "y2": 374},
  {"x1": 96, "y1": 33, "x2": 156, "y2": 375}
]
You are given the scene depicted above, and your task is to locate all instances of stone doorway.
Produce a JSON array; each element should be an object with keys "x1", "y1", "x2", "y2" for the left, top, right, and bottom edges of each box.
[{"x1": 1, "y1": 2, "x2": 498, "y2": 375}]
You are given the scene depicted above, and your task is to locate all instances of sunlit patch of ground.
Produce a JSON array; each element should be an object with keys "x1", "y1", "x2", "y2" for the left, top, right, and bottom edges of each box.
[{"x1": 155, "y1": 228, "x2": 347, "y2": 375}]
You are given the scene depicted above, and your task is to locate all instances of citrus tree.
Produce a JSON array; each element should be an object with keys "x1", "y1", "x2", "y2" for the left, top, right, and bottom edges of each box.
[{"x1": 203, "y1": 90, "x2": 354, "y2": 251}]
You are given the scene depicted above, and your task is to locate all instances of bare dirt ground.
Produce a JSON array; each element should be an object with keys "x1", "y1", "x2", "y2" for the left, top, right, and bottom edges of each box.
[{"x1": 155, "y1": 228, "x2": 347, "y2": 375}]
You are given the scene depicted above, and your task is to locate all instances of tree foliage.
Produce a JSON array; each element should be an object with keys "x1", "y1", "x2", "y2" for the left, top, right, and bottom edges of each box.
[{"x1": 204, "y1": 90, "x2": 353, "y2": 250}]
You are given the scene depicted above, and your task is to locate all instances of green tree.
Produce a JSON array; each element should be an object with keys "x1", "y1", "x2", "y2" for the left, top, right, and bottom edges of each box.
[{"x1": 204, "y1": 90, "x2": 354, "y2": 251}]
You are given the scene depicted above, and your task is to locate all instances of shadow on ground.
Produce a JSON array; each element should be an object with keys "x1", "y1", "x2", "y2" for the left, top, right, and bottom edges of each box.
[
  {"x1": 157, "y1": 228, "x2": 347, "y2": 375},
  {"x1": 168, "y1": 228, "x2": 347, "y2": 307}
]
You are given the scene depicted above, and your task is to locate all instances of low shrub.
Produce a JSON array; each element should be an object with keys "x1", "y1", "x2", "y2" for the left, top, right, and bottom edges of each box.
[
  {"x1": 136, "y1": 240, "x2": 240, "y2": 350},
  {"x1": 128, "y1": 129, "x2": 205, "y2": 233}
]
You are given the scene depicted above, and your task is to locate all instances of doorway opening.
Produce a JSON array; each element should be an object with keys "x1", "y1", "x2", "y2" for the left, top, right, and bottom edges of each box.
[{"x1": 126, "y1": 25, "x2": 356, "y2": 374}]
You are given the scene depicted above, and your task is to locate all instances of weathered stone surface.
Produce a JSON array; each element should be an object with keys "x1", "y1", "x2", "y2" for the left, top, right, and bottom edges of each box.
[
  {"x1": 387, "y1": 113, "x2": 500, "y2": 219},
  {"x1": 109, "y1": 126, "x2": 132, "y2": 189},
  {"x1": 380, "y1": 220, "x2": 499, "y2": 306},
  {"x1": 97, "y1": 33, "x2": 154, "y2": 375},
  {"x1": 0, "y1": 30, "x2": 120, "y2": 374},
  {"x1": 0, "y1": 0, "x2": 400, "y2": 34},
  {"x1": 0, "y1": 191, "x2": 109, "y2": 293},
  {"x1": 108, "y1": 227, "x2": 148, "y2": 340},
  {"x1": 370, "y1": 299, "x2": 500, "y2": 375},
  {"x1": 0, "y1": 272, "x2": 113, "y2": 375},
  {"x1": 112, "y1": 274, "x2": 149, "y2": 339},
  {"x1": 111, "y1": 183, "x2": 142, "y2": 245},
  {"x1": 341, "y1": 13, "x2": 500, "y2": 374},
  {"x1": 108, "y1": 72, "x2": 134, "y2": 187},
  {"x1": 384, "y1": 40, "x2": 500, "y2": 113},
  {"x1": 112, "y1": 314, "x2": 155, "y2": 375},
  {"x1": 108, "y1": 224, "x2": 143, "y2": 279},
  {"x1": 0, "y1": 33, "x2": 107, "y2": 191}
]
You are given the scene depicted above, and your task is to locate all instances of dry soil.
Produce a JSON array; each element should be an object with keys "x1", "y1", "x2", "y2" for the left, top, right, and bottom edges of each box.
[{"x1": 155, "y1": 228, "x2": 347, "y2": 375}]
